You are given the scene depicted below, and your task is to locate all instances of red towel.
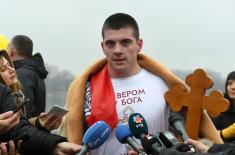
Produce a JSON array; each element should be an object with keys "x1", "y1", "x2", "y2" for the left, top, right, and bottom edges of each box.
[{"x1": 86, "y1": 65, "x2": 118, "y2": 129}]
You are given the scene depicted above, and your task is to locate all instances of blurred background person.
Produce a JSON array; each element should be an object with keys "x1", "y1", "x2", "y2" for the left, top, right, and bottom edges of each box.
[
  {"x1": 212, "y1": 71, "x2": 235, "y2": 143},
  {"x1": 7, "y1": 35, "x2": 48, "y2": 119}
]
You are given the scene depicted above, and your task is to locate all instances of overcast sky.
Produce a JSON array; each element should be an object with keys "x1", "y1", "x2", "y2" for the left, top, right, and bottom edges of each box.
[{"x1": 1, "y1": 0, "x2": 234, "y2": 79}]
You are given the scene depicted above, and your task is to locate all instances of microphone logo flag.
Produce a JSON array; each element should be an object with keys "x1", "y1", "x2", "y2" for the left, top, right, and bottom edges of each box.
[{"x1": 133, "y1": 114, "x2": 144, "y2": 128}]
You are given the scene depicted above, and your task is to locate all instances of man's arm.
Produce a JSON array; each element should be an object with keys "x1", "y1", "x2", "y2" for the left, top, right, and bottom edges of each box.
[
  {"x1": 53, "y1": 142, "x2": 82, "y2": 155},
  {"x1": 10, "y1": 114, "x2": 80, "y2": 155},
  {"x1": 159, "y1": 140, "x2": 235, "y2": 155}
]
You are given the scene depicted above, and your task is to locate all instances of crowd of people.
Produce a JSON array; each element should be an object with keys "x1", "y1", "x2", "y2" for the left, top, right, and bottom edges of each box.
[{"x1": 0, "y1": 13, "x2": 235, "y2": 155}]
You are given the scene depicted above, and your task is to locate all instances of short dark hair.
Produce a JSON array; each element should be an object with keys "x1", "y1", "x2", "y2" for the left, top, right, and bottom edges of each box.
[
  {"x1": 224, "y1": 71, "x2": 235, "y2": 103},
  {"x1": 12, "y1": 35, "x2": 33, "y2": 58},
  {"x1": 102, "y1": 13, "x2": 139, "y2": 40}
]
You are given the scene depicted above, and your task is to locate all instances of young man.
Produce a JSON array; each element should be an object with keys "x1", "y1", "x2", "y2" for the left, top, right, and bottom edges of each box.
[
  {"x1": 7, "y1": 35, "x2": 47, "y2": 118},
  {"x1": 63, "y1": 13, "x2": 222, "y2": 155}
]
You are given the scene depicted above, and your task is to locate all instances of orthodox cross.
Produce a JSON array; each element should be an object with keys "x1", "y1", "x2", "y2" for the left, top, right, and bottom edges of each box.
[{"x1": 165, "y1": 69, "x2": 229, "y2": 139}]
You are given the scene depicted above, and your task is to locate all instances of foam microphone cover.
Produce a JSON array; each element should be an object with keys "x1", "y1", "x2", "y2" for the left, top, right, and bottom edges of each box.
[
  {"x1": 83, "y1": 121, "x2": 112, "y2": 149},
  {"x1": 169, "y1": 112, "x2": 185, "y2": 126},
  {"x1": 168, "y1": 112, "x2": 189, "y2": 141},
  {"x1": 115, "y1": 125, "x2": 147, "y2": 155},
  {"x1": 128, "y1": 113, "x2": 148, "y2": 139},
  {"x1": 115, "y1": 124, "x2": 132, "y2": 143}
]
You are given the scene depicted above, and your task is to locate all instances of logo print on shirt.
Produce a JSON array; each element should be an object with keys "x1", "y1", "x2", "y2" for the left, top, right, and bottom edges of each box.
[
  {"x1": 116, "y1": 89, "x2": 145, "y2": 106},
  {"x1": 118, "y1": 106, "x2": 134, "y2": 124}
]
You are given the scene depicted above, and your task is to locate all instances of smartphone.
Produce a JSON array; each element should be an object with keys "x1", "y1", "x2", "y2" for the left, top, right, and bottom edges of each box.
[
  {"x1": 13, "y1": 98, "x2": 29, "y2": 113},
  {"x1": 47, "y1": 105, "x2": 68, "y2": 118}
]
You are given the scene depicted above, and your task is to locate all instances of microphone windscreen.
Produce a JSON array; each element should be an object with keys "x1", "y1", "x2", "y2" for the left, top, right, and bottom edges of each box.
[
  {"x1": 168, "y1": 112, "x2": 185, "y2": 126},
  {"x1": 128, "y1": 113, "x2": 148, "y2": 139},
  {"x1": 115, "y1": 124, "x2": 132, "y2": 143},
  {"x1": 168, "y1": 112, "x2": 189, "y2": 141},
  {"x1": 83, "y1": 121, "x2": 111, "y2": 149}
]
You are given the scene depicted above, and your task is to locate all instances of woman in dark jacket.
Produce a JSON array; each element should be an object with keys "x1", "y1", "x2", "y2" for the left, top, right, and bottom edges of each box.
[
  {"x1": 212, "y1": 71, "x2": 235, "y2": 143},
  {"x1": 0, "y1": 49, "x2": 62, "y2": 131},
  {"x1": 0, "y1": 49, "x2": 81, "y2": 155}
]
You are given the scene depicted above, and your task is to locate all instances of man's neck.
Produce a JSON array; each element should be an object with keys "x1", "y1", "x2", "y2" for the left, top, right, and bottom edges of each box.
[
  {"x1": 11, "y1": 55, "x2": 27, "y2": 61},
  {"x1": 108, "y1": 65, "x2": 142, "y2": 78}
]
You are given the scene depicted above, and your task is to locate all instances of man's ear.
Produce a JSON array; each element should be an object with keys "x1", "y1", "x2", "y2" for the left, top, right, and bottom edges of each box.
[
  {"x1": 9, "y1": 47, "x2": 15, "y2": 57},
  {"x1": 8, "y1": 46, "x2": 17, "y2": 59},
  {"x1": 137, "y1": 39, "x2": 143, "y2": 53},
  {"x1": 101, "y1": 42, "x2": 105, "y2": 54}
]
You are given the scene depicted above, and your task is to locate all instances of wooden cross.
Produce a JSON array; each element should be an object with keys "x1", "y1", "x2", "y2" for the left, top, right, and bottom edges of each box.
[{"x1": 165, "y1": 69, "x2": 229, "y2": 139}]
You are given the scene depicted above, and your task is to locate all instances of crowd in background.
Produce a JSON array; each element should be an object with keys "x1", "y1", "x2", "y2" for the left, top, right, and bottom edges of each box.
[{"x1": 1, "y1": 12, "x2": 235, "y2": 155}]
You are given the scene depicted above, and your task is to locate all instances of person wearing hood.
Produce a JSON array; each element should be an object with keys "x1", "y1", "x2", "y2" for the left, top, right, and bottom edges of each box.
[
  {"x1": 7, "y1": 35, "x2": 47, "y2": 119},
  {"x1": 6, "y1": 35, "x2": 62, "y2": 131},
  {"x1": 212, "y1": 71, "x2": 235, "y2": 143}
]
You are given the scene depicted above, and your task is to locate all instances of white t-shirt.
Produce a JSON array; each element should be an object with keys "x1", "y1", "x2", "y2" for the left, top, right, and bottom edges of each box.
[{"x1": 90, "y1": 69, "x2": 169, "y2": 155}]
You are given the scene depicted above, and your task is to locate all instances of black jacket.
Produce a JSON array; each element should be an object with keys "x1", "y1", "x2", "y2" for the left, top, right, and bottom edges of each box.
[
  {"x1": 211, "y1": 97, "x2": 235, "y2": 143},
  {"x1": 0, "y1": 83, "x2": 66, "y2": 155},
  {"x1": 13, "y1": 53, "x2": 48, "y2": 118}
]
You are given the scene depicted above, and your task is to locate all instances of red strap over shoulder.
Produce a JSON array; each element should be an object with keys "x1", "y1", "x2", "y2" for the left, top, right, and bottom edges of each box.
[{"x1": 87, "y1": 65, "x2": 118, "y2": 129}]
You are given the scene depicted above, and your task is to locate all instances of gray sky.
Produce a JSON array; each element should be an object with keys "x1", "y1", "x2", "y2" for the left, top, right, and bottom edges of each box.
[{"x1": 1, "y1": 0, "x2": 234, "y2": 79}]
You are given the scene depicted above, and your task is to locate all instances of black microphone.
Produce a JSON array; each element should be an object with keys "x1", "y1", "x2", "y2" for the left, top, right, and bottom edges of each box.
[
  {"x1": 128, "y1": 113, "x2": 165, "y2": 154},
  {"x1": 168, "y1": 112, "x2": 189, "y2": 142},
  {"x1": 128, "y1": 113, "x2": 148, "y2": 139},
  {"x1": 141, "y1": 134, "x2": 166, "y2": 154}
]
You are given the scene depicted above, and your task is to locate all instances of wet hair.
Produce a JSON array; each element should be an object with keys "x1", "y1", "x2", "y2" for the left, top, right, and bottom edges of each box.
[
  {"x1": 224, "y1": 71, "x2": 235, "y2": 102},
  {"x1": 11, "y1": 35, "x2": 33, "y2": 58},
  {"x1": 102, "y1": 13, "x2": 139, "y2": 40}
]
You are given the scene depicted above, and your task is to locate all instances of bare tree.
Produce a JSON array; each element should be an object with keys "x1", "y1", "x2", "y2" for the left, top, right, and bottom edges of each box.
[
  {"x1": 45, "y1": 64, "x2": 75, "y2": 110},
  {"x1": 173, "y1": 69, "x2": 225, "y2": 93}
]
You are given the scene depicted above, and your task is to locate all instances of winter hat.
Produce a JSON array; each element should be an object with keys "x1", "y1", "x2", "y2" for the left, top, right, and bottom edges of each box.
[{"x1": 0, "y1": 34, "x2": 9, "y2": 50}]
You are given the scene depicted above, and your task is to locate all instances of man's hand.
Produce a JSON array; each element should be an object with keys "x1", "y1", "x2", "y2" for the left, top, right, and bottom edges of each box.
[
  {"x1": 0, "y1": 111, "x2": 20, "y2": 135},
  {"x1": 39, "y1": 112, "x2": 63, "y2": 131},
  {"x1": 185, "y1": 139, "x2": 209, "y2": 153},
  {"x1": 0, "y1": 140, "x2": 21, "y2": 155},
  {"x1": 53, "y1": 142, "x2": 82, "y2": 155},
  {"x1": 127, "y1": 146, "x2": 146, "y2": 155},
  {"x1": 128, "y1": 150, "x2": 139, "y2": 155}
]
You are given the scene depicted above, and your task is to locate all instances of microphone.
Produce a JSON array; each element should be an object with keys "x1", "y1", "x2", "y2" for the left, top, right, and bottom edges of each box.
[
  {"x1": 128, "y1": 113, "x2": 148, "y2": 139},
  {"x1": 77, "y1": 121, "x2": 112, "y2": 155},
  {"x1": 168, "y1": 112, "x2": 189, "y2": 142},
  {"x1": 128, "y1": 113, "x2": 165, "y2": 154},
  {"x1": 115, "y1": 124, "x2": 147, "y2": 155}
]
